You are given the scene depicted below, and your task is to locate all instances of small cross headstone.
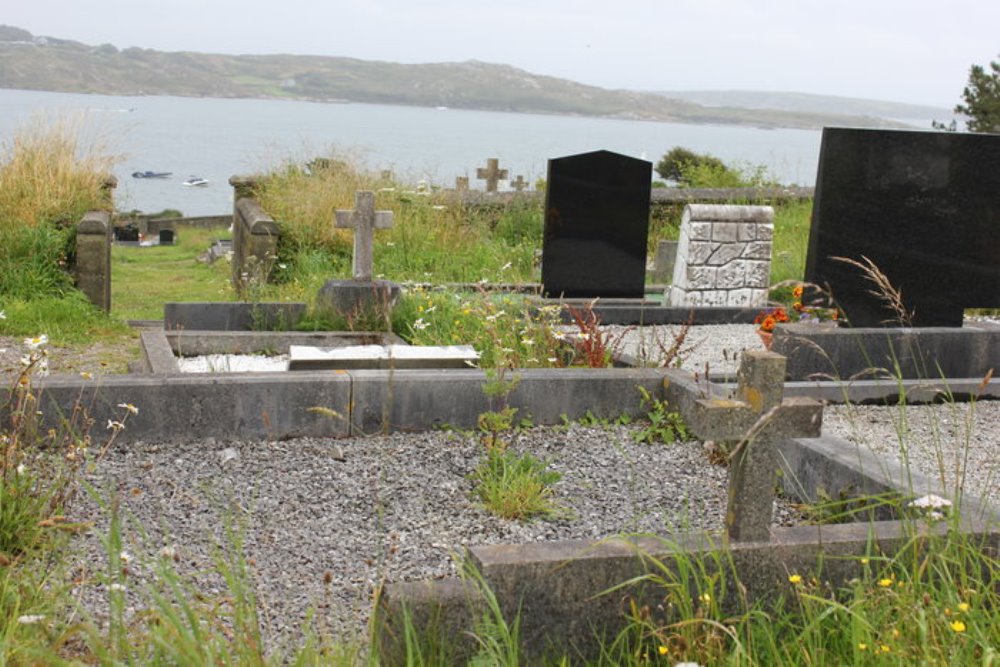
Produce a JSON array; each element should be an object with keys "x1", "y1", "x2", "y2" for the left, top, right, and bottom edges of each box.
[
  {"x1": 335, "y1": 191, "x2": 394, "y2": 281},
  {"x1": 476, "y1": 158, "x2": 508, "y2": 193},
  {"x1": 511, "y1": 175, "x2": 528, "y2": 191},
  {"x1": 455, "y1": 176, "x2": 469, "y2": 192}
]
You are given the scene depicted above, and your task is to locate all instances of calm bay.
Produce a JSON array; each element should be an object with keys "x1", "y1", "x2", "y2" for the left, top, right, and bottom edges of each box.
[{"x1": 0, "y1": 88, "x2": 822, "y2": 216}]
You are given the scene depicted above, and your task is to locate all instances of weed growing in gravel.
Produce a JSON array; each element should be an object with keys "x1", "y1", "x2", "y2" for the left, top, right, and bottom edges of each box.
[
  {"x1": 632, "y1": 386, "x2": 691, "y2": 445},
  {"x1": 470, "y1": 448, "x2": 564, "y2": 521}
]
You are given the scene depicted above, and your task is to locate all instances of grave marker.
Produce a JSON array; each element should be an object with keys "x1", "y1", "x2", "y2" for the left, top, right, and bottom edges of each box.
[
  {"x1": 510, "y1": 175, "x2": 528, "y2": 191},
  {"x1": 476, "y1": 158, "x2": 508, "y2": 193},
  {"x1": 541, "y1": 150, "x2": 651, "y2": 298},
  {"x1": 455, "y1": 176, "x2": 469, "y2": 192},
  {"x1": 335, "y1": 190, "x2": 394, "y2": 282},
  {"x1": 806, "y1": 127, "x2": 1000, "y2": 327}
]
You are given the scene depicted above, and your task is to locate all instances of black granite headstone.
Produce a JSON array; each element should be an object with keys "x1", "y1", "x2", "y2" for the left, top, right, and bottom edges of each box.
[
  {"x1": 805, "y1": 127, "x2": 1000, "y2": 327},
  {"x1": 542, "y1": 150, "x2": 651, "y2": 298},
  {"x1": 159, "y1": 229, "x2": 175, "y2": 245},
  {"x1": 114, "y1": 222, "x2": 139, "y2": 243}
]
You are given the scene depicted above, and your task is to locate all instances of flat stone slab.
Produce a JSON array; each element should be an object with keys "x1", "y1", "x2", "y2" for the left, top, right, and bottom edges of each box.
[{"x1": 287, "y1": 344, "x2": 479, "y2": 370}]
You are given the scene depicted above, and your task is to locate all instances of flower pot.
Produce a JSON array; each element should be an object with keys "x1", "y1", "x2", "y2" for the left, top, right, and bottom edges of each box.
[{"x1": 757, "y1": 330, "x2": 773, "y2": 350}]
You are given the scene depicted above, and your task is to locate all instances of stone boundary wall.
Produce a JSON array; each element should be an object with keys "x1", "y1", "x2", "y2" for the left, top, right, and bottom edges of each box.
[{"x1": 668, "y1": 204, "x2": 774, "y2": 308}]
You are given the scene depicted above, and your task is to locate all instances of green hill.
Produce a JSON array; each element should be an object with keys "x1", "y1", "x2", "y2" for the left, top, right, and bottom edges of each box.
[{"x1": 0, "y1": 25, "x2": 912, "y2": 131}]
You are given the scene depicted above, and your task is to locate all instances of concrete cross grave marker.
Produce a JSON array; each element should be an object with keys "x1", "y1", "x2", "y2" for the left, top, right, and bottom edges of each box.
[
  {"x1": 335, "y1": 191, "x2": 394, "y2": 281},
  {"x1": 511, "y1": 175, "x2": 528, "y2": 191},
  {"x1": 476, "y1": 158, "x2": 508, "y2": 193},
  {"x1": 663, "y1": 350, "x2": 824, "y2": 542},
  {"x1": 455, "y1": 176, "x2": 469, "y2": 192}
]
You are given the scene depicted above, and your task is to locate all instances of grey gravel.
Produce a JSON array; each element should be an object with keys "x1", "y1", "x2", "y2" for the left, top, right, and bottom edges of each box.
[
  {"x1": 70, "y1": 424, "x2": 803, "y2": 650},
  {"x1": 822, "y1": 400, "x2": 999, "y2": 510}
]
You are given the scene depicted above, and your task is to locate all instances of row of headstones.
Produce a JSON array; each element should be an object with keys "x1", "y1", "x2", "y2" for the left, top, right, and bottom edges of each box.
[{"x1": 250, "y1": 127, "x2": 1000, "y2": 327}]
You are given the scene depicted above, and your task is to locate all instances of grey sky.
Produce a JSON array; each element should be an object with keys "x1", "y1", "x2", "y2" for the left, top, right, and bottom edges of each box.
[{"x1": 6, "y1": 0, "x2": 997, "y2": 107}]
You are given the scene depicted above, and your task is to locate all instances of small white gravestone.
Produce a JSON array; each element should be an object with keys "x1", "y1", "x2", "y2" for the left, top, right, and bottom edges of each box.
[{"x1": 287, "y1": 344, "x2": 479, "y2": 370}]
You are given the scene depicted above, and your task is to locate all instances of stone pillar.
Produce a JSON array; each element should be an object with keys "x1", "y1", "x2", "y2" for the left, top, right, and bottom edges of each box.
[
  {"x1": 229, "y1": 176, "x2": 280, "y2": 291},
  {"x1": 75, "y1": 211, "x2": 112, "y2": 312},
  {"x1": 668, "y1": 204, "x2": 773, "y2": 307}
]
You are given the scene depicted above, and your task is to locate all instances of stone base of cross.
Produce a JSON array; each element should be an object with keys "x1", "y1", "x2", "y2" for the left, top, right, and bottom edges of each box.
[{"x1": 335, "y1": 191, "x2": 394, "y2": 282}]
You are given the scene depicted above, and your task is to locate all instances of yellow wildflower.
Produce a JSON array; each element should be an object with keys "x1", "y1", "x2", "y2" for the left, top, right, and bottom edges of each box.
[
  {"x1": 957, "y1": 602, "x2": 970, "y2": 613},
  {"x1": 950, "y1": 620, "x2": 966, "y2": 633},
  {"x1": 658, "y1": 646, "x2": 668, "y2": 656},
  {"x1": 878, "y1": 578, "x2": 893, "y2": 587},
  {"x1": 858, "y1": 643, "x2": 868, "y2": 651},
  {"x1": 788, "y1": 574, "x2": 802, "y2": 584}
]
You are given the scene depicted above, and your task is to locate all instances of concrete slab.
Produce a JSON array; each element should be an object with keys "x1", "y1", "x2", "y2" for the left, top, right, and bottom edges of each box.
[{"x1": 164, "y1": 301, "x2": 307, "y2": 331}]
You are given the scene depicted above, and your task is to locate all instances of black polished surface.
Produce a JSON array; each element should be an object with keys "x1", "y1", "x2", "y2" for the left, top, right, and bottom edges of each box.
[
  {"x1": 541, "y1": 150, "x2": 651, "y2": 298},
  {"x1": 806, "y1": 127, "x2": 1000, "y2": 327}
]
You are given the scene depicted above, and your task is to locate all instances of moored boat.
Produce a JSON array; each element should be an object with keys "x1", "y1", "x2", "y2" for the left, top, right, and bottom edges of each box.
[
  {"x1": 132, "y1": 170, "x2": 172, "y2": 178},
  {"x1": 182, "y1": 176, "x2": 210, "y2": 187}
]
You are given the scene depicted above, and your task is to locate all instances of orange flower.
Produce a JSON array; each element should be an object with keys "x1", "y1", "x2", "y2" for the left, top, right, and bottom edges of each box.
[
  {"x1": 774, "y1": 307, "x2": 790, "y2": 323},
  {"x1": 792, "y1": 301, "x2": 804, "y2": 312},
  {"x1": 793, "y1": 285, "x2": 804, "y2": 298},
  {"x1": 760, "y1": 315, "x2": 778, "y2": 332}
]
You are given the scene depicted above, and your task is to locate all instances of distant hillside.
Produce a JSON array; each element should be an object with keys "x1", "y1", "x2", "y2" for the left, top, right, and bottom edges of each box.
[
  {"x1": 0, "y1": 25, "x2": 913, "y2": 131},
  {"x1": 654, "y1": 90, "x2": 952, "y2": 122}
]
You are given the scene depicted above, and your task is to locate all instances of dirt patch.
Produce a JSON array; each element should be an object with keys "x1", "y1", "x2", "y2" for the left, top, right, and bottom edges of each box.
[{"x1": 0, "y1": 334, "x2": 142, "y2": 383}]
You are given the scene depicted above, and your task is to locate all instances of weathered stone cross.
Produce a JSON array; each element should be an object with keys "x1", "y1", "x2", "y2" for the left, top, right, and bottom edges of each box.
[
  {"x1": 663, "y1": 350, "x2": 823, "y2": 542},
  {"x1": 510, "y1": 175, "x2": 528, "y2": 191},
  {"x1": 335, "y1": 191, "x2": 394, "y2": 282},
  {"x1": 476, "y1": 158, "x2": 508, "y2": 193}
]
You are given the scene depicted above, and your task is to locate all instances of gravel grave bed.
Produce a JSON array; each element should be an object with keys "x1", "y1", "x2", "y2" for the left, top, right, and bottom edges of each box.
[
  {"x1": 70, "y1": 424, "x2": 805, "y2": 649},
  {"x1": 822, "y1": 400, "x2": 1000, "y2": 510}
]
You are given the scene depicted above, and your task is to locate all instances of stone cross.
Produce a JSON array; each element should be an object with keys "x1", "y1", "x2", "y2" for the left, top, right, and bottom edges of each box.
[
  {"x1": 510, "y1": 175, "x2": 528, "y2": 191},
  {"x1": 455, "y1": 176, "x2": 469, "y2": 192},
  {"x1": 663, "y1": 350, "x2": 823, "y2": 542},
  {"x1": 335, "y1": 191, "x2": 393, "y2": 282},
  {"x1": 476, "y1": 158, "x2": 508, "y2": 193}
]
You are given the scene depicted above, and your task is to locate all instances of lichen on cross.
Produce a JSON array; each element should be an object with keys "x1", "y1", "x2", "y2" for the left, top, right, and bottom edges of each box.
[{"x1": 335, "y1": 191, "x2": 394, "y2": 281}]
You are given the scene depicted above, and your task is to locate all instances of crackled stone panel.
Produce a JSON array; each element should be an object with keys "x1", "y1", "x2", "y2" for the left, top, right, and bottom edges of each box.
[{"x1": 668, "y1": 204, "x2": 773, "y2": 308}]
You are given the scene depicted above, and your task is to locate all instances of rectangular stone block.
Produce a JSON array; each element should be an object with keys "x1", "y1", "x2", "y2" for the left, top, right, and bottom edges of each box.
[
  {"x1": 717, "y1": 260, "x2": 747, "y2": 288},
  {"x1": 690, "y1": 221, "x2": 713, "y2": 241},
  {"x1": 727, "y1": 288, "x2": 753, "y2": 307},
  {"x1": 737, "y1": 222, "x2": 757, "y2": 241},
  {"x1": 701, "y1": 290, "x2": 728, "y2": 307},
  {"x1": 686, "y1": 265, "x2": 718, "y2": 288},
  {"x1": 712, "y1": 222, "x2": 739, "y2": 243},
  {"x1": 745, "y1": 261, "x2": 771, "y2": 288},
  {"x1": 742, "y1": 241, "x2": 772, "y2": 260}
]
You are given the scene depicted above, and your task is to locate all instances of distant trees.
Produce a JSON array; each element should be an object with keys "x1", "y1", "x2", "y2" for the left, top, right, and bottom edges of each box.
[
  {"x1": 935, "y1": 56, "x2": 1000, "y2": 133},
  {"x1": 655, "y1": 146, "x2": 776, "y2": 188},
  {"x1": 956, "y1": 57, "x2": 1000, "y2": 133}
]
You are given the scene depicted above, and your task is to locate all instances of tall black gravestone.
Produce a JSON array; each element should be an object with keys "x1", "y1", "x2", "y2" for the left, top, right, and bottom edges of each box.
[
  {"x1": 806, "y1": 127, "x2": 1000, "y2": 327},
  {"x1": 542, "y1": 150, "x2": 651, "y2": 298}
]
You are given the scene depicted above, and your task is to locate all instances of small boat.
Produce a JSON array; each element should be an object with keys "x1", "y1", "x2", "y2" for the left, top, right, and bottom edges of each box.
[
  {"x1": 182, "y1": 176, "x2": 210, "y2": 187},
  {"x1": 132, "y1": 170, "x2": 172, "y2": 179}
]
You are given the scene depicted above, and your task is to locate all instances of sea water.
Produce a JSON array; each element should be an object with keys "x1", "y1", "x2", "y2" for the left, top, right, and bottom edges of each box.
[{"x1": 0, "y1": 88, "x2": 823, "y2": 216}]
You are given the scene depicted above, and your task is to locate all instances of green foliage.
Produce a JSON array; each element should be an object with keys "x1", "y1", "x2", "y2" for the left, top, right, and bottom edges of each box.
[
  {"x1": 954, "y1": 56, "x2": 1000, "y2": 133},
  {"x1": 632, "y1": 387, "x2": 690, "y2": 444},
  {"x1": 655, "y1": 146, "x2": 779, "y2": 188},
  {"x1": 470, "y1": 448, "x2": 563, "y2": 521}
]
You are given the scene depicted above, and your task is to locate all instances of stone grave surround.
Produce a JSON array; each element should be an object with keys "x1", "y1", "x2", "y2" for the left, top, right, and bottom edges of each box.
[{"x1": 668, "y1": 204, "x2": 773, "y2": 307}]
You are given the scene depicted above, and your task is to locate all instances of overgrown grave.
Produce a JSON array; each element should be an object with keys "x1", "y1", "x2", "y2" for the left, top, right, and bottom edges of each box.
[
  {"x1": 377, "y1": 349, "x2": 999, "y2": 662},
  {"x1": 775, "y1": 127, "x2": 1000, "y2": 381}
]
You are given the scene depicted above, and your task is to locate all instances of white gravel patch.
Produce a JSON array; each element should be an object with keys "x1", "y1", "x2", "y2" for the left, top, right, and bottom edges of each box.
[{"x1": 177, "y1": 353, "x2": 290, "y2": 373}]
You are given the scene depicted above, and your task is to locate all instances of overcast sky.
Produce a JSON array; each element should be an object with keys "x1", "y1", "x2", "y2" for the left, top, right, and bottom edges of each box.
[{"x1": 6, "y1": 0, "x2": 998, "y2": 108}]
